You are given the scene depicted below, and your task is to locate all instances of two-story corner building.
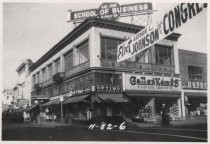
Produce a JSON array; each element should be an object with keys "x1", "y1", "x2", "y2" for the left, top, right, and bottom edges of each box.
[
  {"x1": 2, "y1": 89, "x2": 15, "y2": 110},
  {"x1": 30, "y1": 18, "x2": 183, "y2": 123},
  {"x1": 13, "y1": 59, "x2": 33, "y2": 108},
  {"x1": 179, "y1": 49, "x2": 207, "y2": 117}
]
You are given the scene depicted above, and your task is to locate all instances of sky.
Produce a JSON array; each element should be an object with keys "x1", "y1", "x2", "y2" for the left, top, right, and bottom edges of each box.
[{"x1": 2, "y1": 1, "x2": 208, "y2": 89}]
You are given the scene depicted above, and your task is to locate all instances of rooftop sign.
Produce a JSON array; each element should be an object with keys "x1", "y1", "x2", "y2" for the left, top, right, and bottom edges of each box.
[
  {"x1": 117, "y1": 3, "x2": 207, "y2": 62},
  {"x1": 67, "y1": 2, "x2": 153, "y2": 22}
]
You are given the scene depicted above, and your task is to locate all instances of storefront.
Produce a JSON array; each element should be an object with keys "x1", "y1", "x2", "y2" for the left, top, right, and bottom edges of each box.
[
  {"x1": 122, "y1": 72, "x2": 182, "y2": 122},
  {"x1": 91, "y1": 85, "x2": 130, "y2": 123},
  {"x1": 183, "y1": 81, "x2": 207, "y2": 116}
]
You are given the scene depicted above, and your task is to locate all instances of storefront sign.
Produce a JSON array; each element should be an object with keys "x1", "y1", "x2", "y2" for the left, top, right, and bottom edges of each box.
[
  {"x1": 67, "y1": 2, "x2": 153, "y2": 22},
  {"x1": 117, "y1": 3, "x2": 207, "y2": 62},
  {"x1": 93, "y1": 85, "x2": 121, "y2": 93},
  {"x1": 123, "y1": 73, "x2": 181, "y2": 91},
  {"x1": 187, "y1": 81, "x2": 207, "y2": 89},
  {"x1": 68, "y1": 87, "x2": 91, "y2": 97}
]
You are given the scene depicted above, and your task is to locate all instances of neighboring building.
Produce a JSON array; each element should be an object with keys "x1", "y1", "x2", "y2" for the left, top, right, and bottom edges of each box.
[
  {"x1": 179, "y1": 49, "x2": 207, "y2": 116},
  {"x1": 13, "y1": 59, "x2": 33, "y2": 108},
  {"x1": 30, "y1": 18, "x2": 183, "y2": 122},
  {"x1": 2, "y1": 89, "x2": 15, "y2": 110}
]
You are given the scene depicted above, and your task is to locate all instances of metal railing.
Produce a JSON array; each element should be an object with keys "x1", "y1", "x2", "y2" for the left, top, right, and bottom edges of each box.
[
  {"x1": 65, "y1": 61, "x2": 90, "y2": 78},
  {"x1": 101, "y1": 59, "x2": 175, "y2": 73}
]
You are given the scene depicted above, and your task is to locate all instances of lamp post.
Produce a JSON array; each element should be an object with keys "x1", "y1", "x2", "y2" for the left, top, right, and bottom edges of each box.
[{"x1": 60, "y1": 96, "x2": 64, "y2": 125}]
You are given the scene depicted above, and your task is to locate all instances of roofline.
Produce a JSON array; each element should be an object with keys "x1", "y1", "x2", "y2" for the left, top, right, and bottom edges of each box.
[{"x1": 30, "y1": 18, "x2": 181, "y2": 71}]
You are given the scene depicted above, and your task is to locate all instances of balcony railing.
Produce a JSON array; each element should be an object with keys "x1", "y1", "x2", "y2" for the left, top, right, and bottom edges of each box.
[
  {"x1": 41, "y1": 79, "x2": 54, "y2": 87},
  {"x1": 101, "y1": 59, "x2": 175, "y2": 73},
  {"x1": 65, "y1": 61, "x2": 90, "y2": 78},
  {"x1": 53, "y1": 72, "x2": 65, "y2": 82}
]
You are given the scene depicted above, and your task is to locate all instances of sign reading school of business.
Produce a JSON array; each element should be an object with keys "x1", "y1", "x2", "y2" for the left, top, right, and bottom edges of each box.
[
  {"x1": 117, "y1": 3, "x2": 207, "y2": 62},
  {"x1": 67, "y1": 2, "x2": 153, "y2": 22},
  {"x1": 123, "y1": 73, "x2": 182, "y2": 92}
]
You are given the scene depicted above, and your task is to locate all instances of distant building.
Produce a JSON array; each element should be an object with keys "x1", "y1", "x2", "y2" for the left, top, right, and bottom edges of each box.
[
  {"x1": 13, "y1": 59, "x2": 33, "y2": 108},
  {"x1": 2, "y1": 89, "x2": 14, "y2": 110}
]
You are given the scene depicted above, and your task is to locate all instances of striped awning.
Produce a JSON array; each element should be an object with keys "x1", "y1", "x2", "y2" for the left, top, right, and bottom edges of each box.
[
  {"x1": 25, "y1": 104, "x2": 39, "y2": 112},
  {"x1": 63, "y1": 95, "x2": 90, "y2": 104},
  {"x1": 93, "y1": 93, "x2": 130, "y2": 103},
  {"x1": 41, "y1": 99, "x2": 61, "y2": 107}
]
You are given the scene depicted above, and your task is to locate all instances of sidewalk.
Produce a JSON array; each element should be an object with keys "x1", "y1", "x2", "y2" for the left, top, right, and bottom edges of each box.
[
  {"x1": 128, "y1": 115, "x2": 207, "y2": 129},
  {"x1": 29, "y1": 115, "x2": 207, "y2": 129}
]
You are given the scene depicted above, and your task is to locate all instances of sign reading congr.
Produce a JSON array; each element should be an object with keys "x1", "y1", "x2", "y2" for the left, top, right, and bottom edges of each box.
[{"x1": 117, "y1": 3, "x2": 207, "y2": 62}]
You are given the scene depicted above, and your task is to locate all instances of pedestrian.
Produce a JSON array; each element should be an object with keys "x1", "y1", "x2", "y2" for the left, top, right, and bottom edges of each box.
[{"x1": 161, "y1": 104, "x2": 170, "y2": 124}]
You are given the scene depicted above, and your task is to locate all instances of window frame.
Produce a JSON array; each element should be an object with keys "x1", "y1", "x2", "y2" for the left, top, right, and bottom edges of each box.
[
  {"x1": 101, "y1": 36, "x2": 124, "y2": 61},
  {"x1": 64, "y1": 50, "x2": 74, "y2": 72},
  {"x1": 155, "y1": 44, "x2": 174, "y2": 66},
  {"x1": 188, "y1": 65, "x2": 204, "y2": 80},
  {"x1": 75, "y1": 39, "x2": 89, "y2": 66}
]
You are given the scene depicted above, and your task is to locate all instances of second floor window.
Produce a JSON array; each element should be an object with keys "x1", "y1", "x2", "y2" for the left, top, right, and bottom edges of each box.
[
  {"x1": 36, "y1": 72, "x2": 40, "y2": 84},
  {"x1": 48, "y1": 64, "x2": 53, "y2": 80},
  {"x1": 135, "y1": 49, "x2": 150, "y2": 63},
  {"x1": 64, "y1": 50, "x2": 73, "y2": 72},
  {"x1": 75, "y1": 40, "x2": 89, "y2": 66},
  {"x1": 42, "y1": 68, "x2": 47, "y2": 82},
  {"x1": 101, "y1": 37, "x2": 124, "y2": 61},
  {"x1": 188, "y1": 66, "x2": 203, "y2": 80},
  {"x1": 155, "y1": 45, "x2": 173, "y2": 65},
  {"x1": 54, "y1": 58, "x2": 60, "y2": 74}
]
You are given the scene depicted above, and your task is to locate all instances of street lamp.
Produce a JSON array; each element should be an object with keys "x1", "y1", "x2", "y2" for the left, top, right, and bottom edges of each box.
[{"x1": 60, "y1": 96, "x2": 64, "y2": 124}]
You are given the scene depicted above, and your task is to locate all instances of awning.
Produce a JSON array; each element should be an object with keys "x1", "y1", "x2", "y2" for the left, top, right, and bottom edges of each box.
[
  {"x1": 31, "y1": 95, "x2": 50, "y2": 100},
  {"x1": 94, "y1": 94, "x2": 130, "y2": 103},
  {"x1": 25, "y1": 104, "x2": 39, "y2": 112},
  {"x1": 184, "y1": 92, "x2": 207, "y2": 97},
  {"x1": 41, "y1": 99, "x2": 61, "y2": 107},
  {"x1": 125, "y1": 91, "x2": 181, "y2": 98},
  {"x1": 63, "y1": 95, "x2": 90, "y2": 104}
]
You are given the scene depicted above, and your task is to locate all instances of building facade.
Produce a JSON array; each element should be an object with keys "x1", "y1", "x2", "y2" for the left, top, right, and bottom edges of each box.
[
  {"x1": 2, "y1": 89, "x2": 15, "y2": 110},
  {"x1": 179, "y1": 49, "x2": 207, "y2": 117},
  {"x1": 30, "y1": 18, "x2": 183, "y2": 123},
  {"x1": 13, "y1": 59, "x2": 33, "y2": 108}
]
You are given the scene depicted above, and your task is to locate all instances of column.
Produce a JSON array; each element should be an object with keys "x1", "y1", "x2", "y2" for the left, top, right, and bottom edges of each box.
[
  {"x1": 181, "y1": 90, "x2": 186, "y2": 119},
  {"x1": 177, "y1": 98, "x2": 182, "y2": 117}
]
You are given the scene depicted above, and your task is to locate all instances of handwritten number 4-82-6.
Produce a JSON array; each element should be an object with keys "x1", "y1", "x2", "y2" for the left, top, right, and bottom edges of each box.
[{"x1": 88, "y1": 122, "x2": 126, "y2": 130}]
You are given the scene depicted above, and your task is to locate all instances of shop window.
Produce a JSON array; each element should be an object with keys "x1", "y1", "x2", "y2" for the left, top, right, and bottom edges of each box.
[
  {"x1": 101, "y1": 37, "x2": 124, "y2": 61},
  {"x1": 155, "y1": 45, "x2": 173, "y2": 65},
  {"x1": 96, "y1": 73, "x2": 121, "y2": 85},
  {"x1": 54, "y1": 58, "x2": 60, "y2": 74},
  {"x1": 48, "y1": 64, "x2": 53, "y2": 80},
  {"x1": 64, "y1": 50, "x2": 73, "y2": 72},
  {"x1": 188, "y1": 66, "x2": 203, "y2": 80},
  {"x1": 75, "y1": 40, "x2": 89, "y2": 66}
]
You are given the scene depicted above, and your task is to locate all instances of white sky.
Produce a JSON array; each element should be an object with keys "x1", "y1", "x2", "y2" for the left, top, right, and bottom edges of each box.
[{"x1": 2, "y1": 1, "x2": 208, "y2": 89}]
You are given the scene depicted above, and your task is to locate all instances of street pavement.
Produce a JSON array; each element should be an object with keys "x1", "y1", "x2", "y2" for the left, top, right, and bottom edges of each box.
[{"x1": 2, "y1": 116, "x2": 207, "y2": 142}]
